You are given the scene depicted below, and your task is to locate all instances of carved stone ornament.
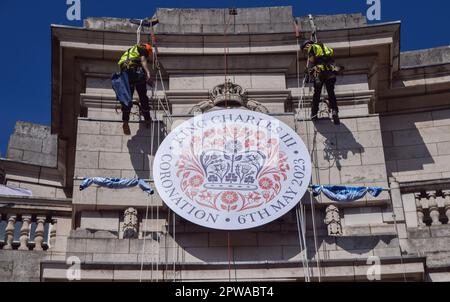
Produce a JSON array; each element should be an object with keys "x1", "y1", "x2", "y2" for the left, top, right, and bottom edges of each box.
[
  {"x1": 123, "y1": 207, "x2": 139, "y2": 238},
  {"x1": 189, "y1": 80, "x2": 269, "y2": 114},
  {"x1": 324, "y1": 205, "x2": 343, "y2": 237}
]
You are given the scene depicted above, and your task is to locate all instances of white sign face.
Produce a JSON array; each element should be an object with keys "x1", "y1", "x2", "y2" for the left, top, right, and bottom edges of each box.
[{"x1": 153, "y1": 109, "x2": 312, "y2": 230}]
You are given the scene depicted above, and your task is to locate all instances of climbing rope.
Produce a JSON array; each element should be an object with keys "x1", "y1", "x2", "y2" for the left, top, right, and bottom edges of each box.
[
  {"x1": 132, "y1": 18, "x2": 178, "y2": 282},
  {"x1": 137, "y1": 19, "x2": 143, "y2": 44},
  {"x1": 294, "y1": 15, "x2": 324, "y2": 282},
  {"x1": 139, "y1": 189, "x2": 152, "y2": 282},
  {"x1": 223, "y1": 11, "x2": 234, "y2": 108},
  {"x1": 390, "y1": 194, "x2": 408, "y2": 282},
  {"x1": 295, "y1": 203, "x2": 310, "y2": 281}
]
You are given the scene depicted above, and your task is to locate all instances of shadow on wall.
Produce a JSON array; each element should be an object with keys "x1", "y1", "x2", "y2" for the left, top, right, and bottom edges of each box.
[
  {"x1": 127, "y1": 122, "x2": 165, "y2": 179},
  {"x1": 335, "y1": 235, "x2": 398, "y2": 255},
  {"x1": 170, "y1": 211, "x2": 304, "y2": 263},
  {"x1": 381, "y1": 112, "x2": 437, "y2": 176},
  {"x1": 312, "y1": 119, "x2": 364, "y2": 171}
]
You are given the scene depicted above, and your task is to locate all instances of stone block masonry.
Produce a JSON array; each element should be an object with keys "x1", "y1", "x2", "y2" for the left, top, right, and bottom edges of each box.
[
  {"x1": 6, "y1": 122, "x2": 57, "y2": 167},
  {"x1": 383, "y1": 109, "x2": 450, "y2": 182}
]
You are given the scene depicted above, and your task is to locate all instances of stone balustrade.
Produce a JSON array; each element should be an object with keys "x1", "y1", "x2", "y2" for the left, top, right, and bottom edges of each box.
[
  {"x1": 0, "y1": 213, "x2": 54, "y2": 251},
  {"x1": 414, "y1": 190, "x2": 450, "y2": 226}
]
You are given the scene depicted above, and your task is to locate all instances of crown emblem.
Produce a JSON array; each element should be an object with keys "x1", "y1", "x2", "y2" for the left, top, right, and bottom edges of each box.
[
  {"x1": 210, "y1": 80, "x2": 245, "y2": 107},
  {"x1": 200, "y1": 139, "x2": 266, "y2": 190}
]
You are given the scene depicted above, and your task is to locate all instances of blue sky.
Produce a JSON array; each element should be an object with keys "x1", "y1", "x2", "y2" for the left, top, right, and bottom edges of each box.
[{"x1": 0, "y1": 0, "x2": 448, "y2": 155}]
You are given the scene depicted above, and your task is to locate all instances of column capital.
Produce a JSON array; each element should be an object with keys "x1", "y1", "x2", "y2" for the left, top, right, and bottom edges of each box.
[
  {"x1": 21, "y1": 215, "x2": 32, "y2": 222},
  {"x1": 6, "y1": 214, "x2": 16, "y2": 221},
  {"x1": 426, "y1": 191, "x2": 437, "y2": 198},
  {"x1": 36, "y1": 216, "x2": 47, "y2": 223}
]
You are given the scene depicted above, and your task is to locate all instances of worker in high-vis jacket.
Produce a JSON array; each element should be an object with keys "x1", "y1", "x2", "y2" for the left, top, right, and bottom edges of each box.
[
  {"x1": 112, "y1": 42, "x2": 153, "y2": 135},
  {"x1": 302, "y1": 40, "x2": 340, "y2": 125}
]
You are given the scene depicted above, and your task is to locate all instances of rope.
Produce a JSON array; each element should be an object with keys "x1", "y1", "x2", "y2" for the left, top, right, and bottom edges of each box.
[
  {"x1": 390, "y1": 195, "x2": 408, "y2": 282},
  {"x1": 293, "y1": 14, "x2": 325, "y2": 282},
  {"x1": 139, "y1": 191, "x2": 151, "y2": 282},
  {"x1": 227, "y1": 232, "x2": 232, "y2": 281},
  {"x1": 293, "y1": 17, "x2": 312, "y2": 283},
  {"x1": 295, "y1": 204, "x2": 310, "y2": 281},
  {"x1": 306, "y1": 121, "x2": 323, "y2": 282},
  {"x1": 172, "y1": 211, "x2": 176, "y2": 282},
  {"x1": 156, "y1": 93, "x2": 161, "y2": 279},
  {"x1": 164, "y1": 208, "x2": 170, "y2": 281},
  {"x1": 223, "y1": 12, "x2": 234, "y2": 108},
  {"x1": 146, "y1": 26, "x2": 177, "y2": 282},
  {"x1": 309, "y1": 190, "x2": 322, "y2": 281},
  {"x1": 138, "y1": 180, "x2": 153, "y2": 281},
  {"x1": 147, "y1": 21, "x2": 173, "y2": 124},
  {"x1": 137, "y1": 19, "x2": 143, "y2": 44}
]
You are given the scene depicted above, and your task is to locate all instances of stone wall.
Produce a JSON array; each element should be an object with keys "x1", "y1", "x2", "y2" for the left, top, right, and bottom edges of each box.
[
  {"x1": 0, "y1": 251, "x2": 45, "y2": 281},
  {"x1": 382, "y1": 109, "x2": 450, "y2": 182},
  {"x1": 84, "y1": 8, "x2": 366, "y2": 35},
  {"x1": 401, "y1": 46, "x2": 450, "y2": 68},
  {"x1": 69, "y1": 113, "x2": 403, "y2": 273},
  {"x1": 298, "y1": 116, "x2": 390, "y2": 202},
  {"x1": 73, "y1": 119, "x2": 165, "y2": 211},
  {"x1": 6, "y1": 122, "x2": 57, "y2": 168}
]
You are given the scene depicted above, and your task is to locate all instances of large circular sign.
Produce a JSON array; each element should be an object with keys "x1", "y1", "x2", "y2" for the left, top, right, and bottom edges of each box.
[{"x1": 153, "y1": 109, "x2": 312, "y2": 230}]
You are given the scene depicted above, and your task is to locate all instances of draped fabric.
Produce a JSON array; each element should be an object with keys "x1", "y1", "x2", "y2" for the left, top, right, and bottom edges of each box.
[
  {"x1": 311, "y1": 185, "x2": 383, "y2": 202},
  {"x1": 79, "y1": 177, "x2": 154, "y2": 195},
  {"x1": 111, "y1": 71, "x2": 132, "y2": 107},
  {"x1": 0, "y1": 185, "x2": 32, "y2": 197}
]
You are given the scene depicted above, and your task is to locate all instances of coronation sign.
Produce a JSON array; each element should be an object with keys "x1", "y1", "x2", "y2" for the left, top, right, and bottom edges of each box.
[{"x1": 153, "y1": 109, "x2": 312, "y2": 230}]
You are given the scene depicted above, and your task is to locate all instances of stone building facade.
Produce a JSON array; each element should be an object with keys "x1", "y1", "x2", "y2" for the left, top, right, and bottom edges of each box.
[{"x1": 1, "y1": 6, "x2": 450, "y2": 281}]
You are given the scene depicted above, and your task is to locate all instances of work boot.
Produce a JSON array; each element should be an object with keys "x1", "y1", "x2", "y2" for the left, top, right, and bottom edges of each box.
[
  {"x1": 122, "y1": 122, "x2": 131, "y2": 135},
  {"x1": 332, "y1": 110, "x2": 340, "y2": 125}
]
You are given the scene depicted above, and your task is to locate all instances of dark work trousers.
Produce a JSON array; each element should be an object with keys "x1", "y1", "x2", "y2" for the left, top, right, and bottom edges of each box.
[
  {"x1": 312, "y1": 71, "x2": 339, "y2": 117},
  {"x1": 121, "y1": 66, "x2": 151, "y2": 122}
]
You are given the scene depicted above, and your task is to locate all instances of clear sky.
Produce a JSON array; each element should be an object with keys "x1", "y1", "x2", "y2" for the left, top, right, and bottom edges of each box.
[{"x1": 0, "y1": 0, "x2": 448, "y2": 156}]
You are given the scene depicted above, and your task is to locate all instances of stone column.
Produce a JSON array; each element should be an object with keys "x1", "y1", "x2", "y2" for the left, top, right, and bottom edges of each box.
[
  {"x1": 324, "y1": 205, "x2": 343, "y2": 236},
  {"x1": 3, "y1": 214, "x2": 16, "y2": 250},
  {"x1": 443, "y1": 190, "x2": 450, "y2": 223},
  {"x1": 49, "y1": 218, "x2": 57, "y2": 249},
  {"x1": 427, "y1": 191, "x2": 442, "y2": 226},
  {"x1": 18, "y1": 215, "x2": 32, "y2": 250},
  {"x1": 415, "y1": 193, "x2": 426, "y2": 227},
  {"x1": 123, "y1": 207, "x2": 139, "y2": 239},
  {"x1": 34, "y1": 216, "x2": 46, "y2": 251}
]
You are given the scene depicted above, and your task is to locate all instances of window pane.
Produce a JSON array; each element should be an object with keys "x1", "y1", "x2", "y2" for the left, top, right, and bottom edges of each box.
[
  {"x1": 29, "y1": 221, "x2": 37, "y2": 243},
  {"x1": 13, "y1": 221, "x2": 22, "y2": 243},
  {"x1": 0, "y1": 219, "x2": 6, "y2": 243},
  {"x1": 43, "y1": 223, "x2": 50, "y2": 245}
]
